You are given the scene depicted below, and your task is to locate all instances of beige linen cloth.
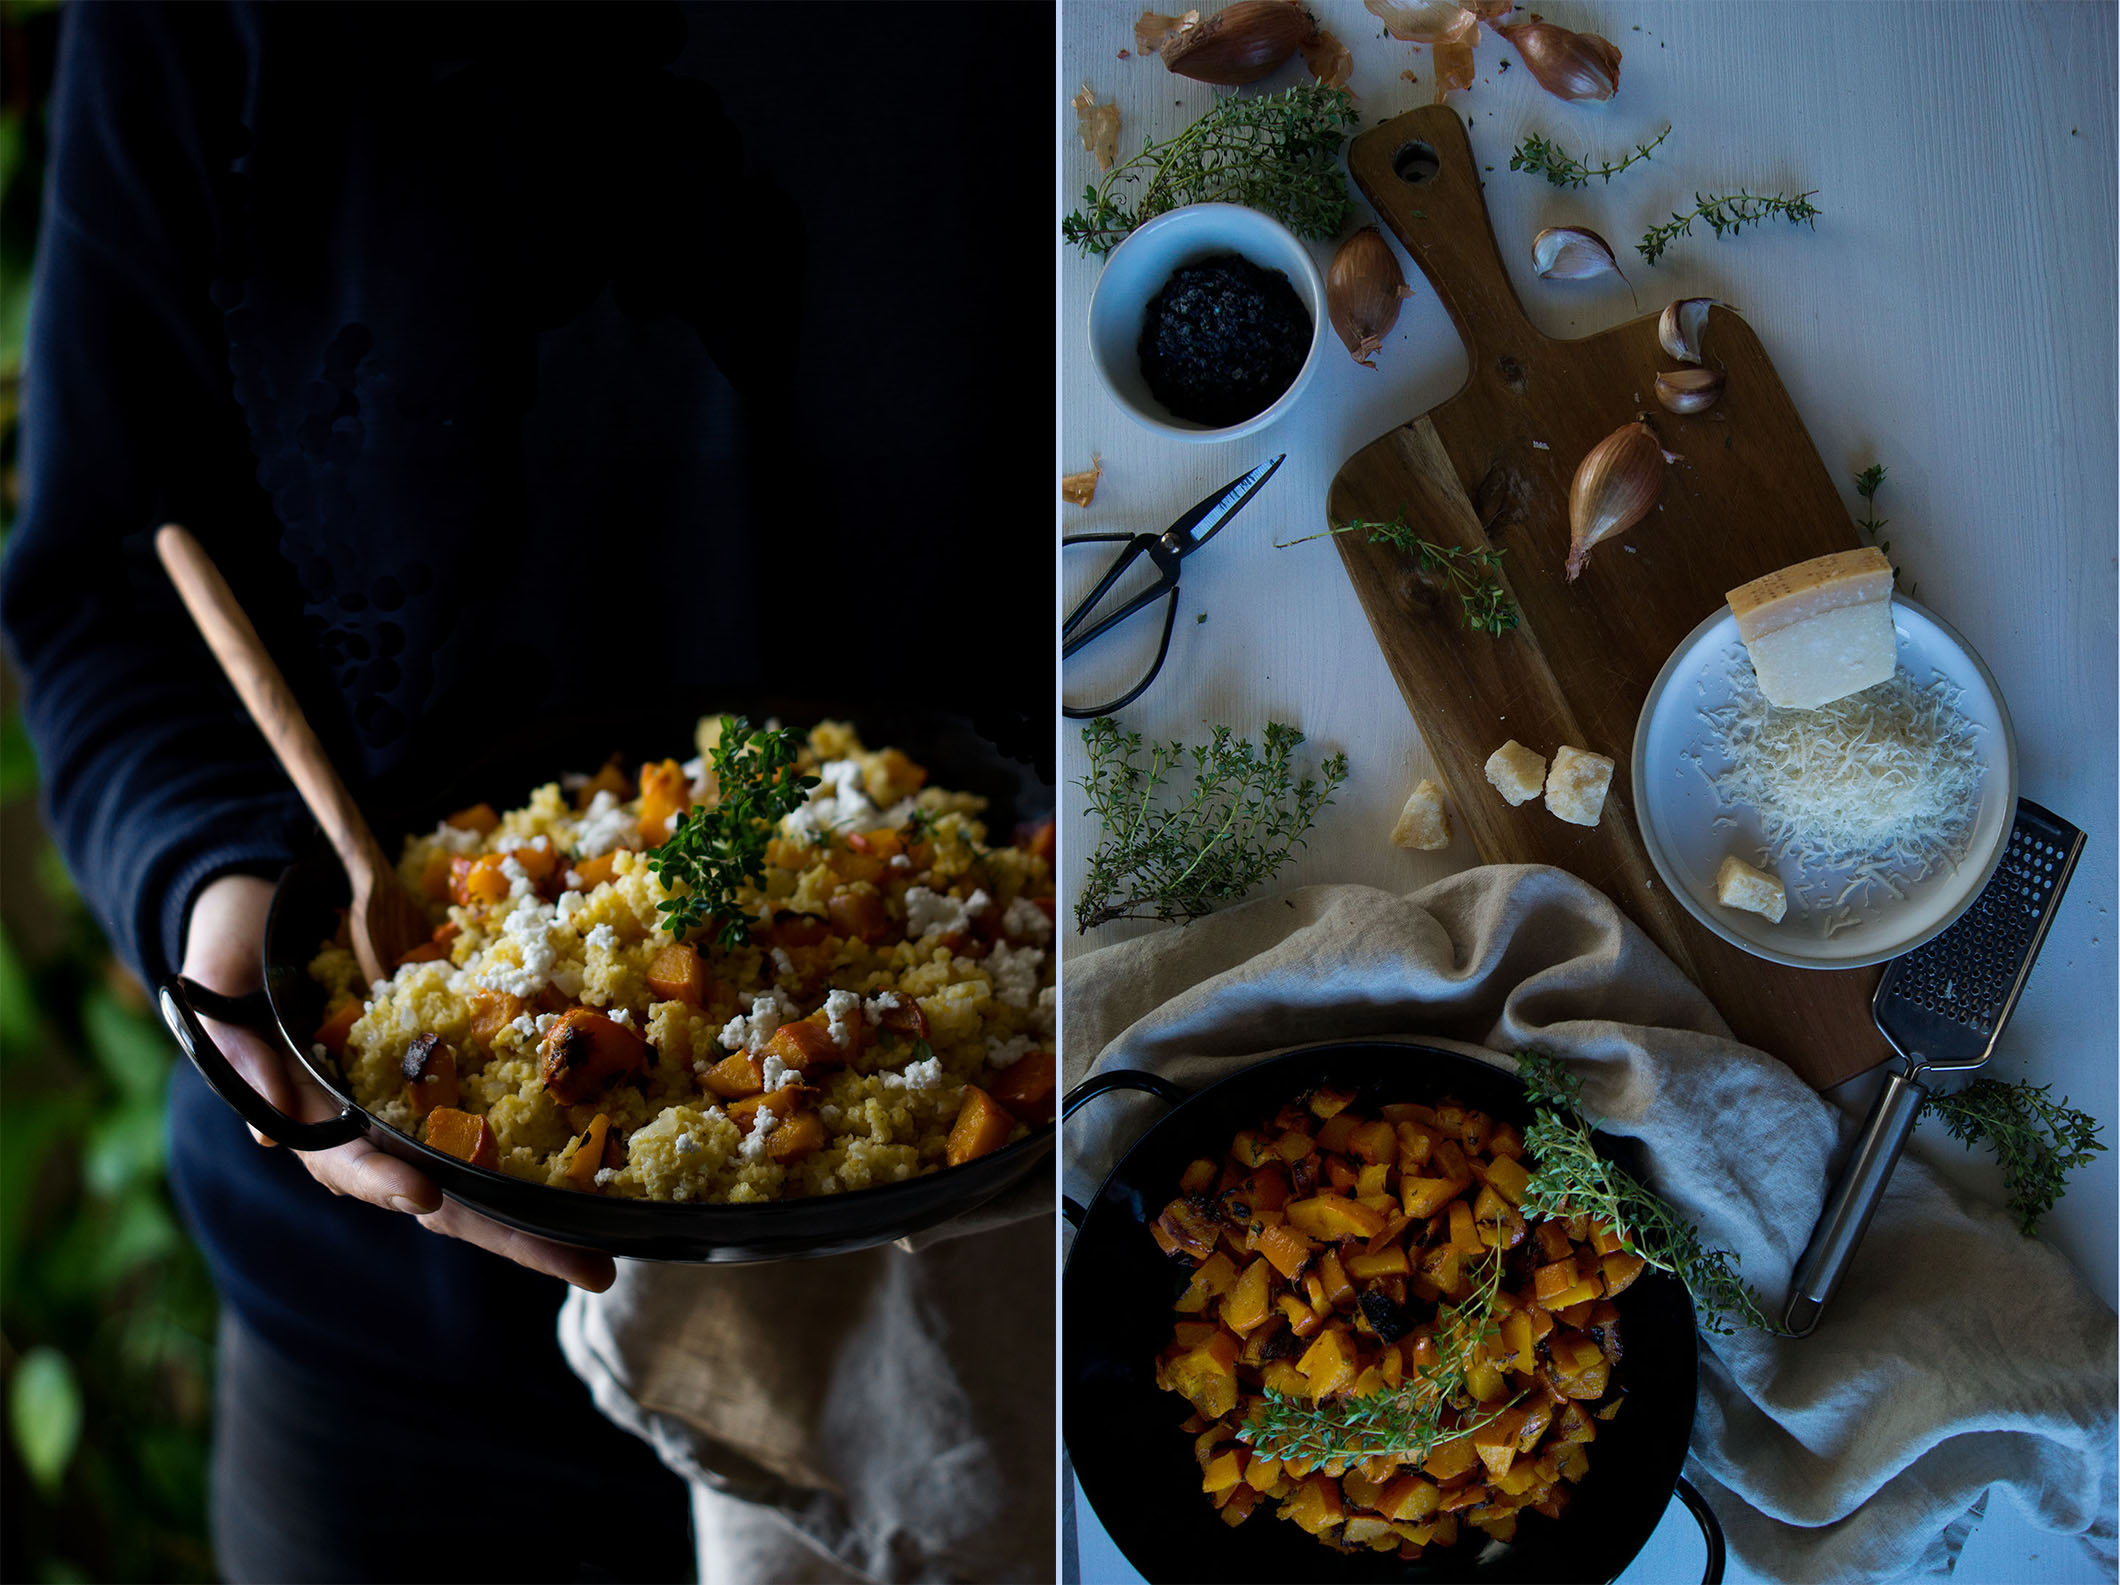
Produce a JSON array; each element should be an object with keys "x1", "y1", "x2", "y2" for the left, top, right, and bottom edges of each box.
[
  {"x1": 1062, "y1": 866, "x2": 2117, "y2": 1583},
  {"x1": 559, "y1": 1196, "x2": 1053, "y2": 1582}
]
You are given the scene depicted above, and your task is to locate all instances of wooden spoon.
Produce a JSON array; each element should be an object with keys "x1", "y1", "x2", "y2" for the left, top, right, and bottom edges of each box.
[{"x1": 155, "y1": 524, "x2": 431, "y2": 985}]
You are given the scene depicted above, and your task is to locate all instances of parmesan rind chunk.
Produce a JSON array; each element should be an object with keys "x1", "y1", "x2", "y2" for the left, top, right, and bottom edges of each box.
[
  {"x1": 1391, "y1": 778, "x2": 1452, "y2": 851},
  {"x1": 1715, "y1": 854, "x2": 1788, "y2": 923},
  {"x1": 1726, "y1": 547, "x2": 1896, "y2": 710},
  {"x1": 1543, "y1": 746, "x2": 1614, "y2": 828},
  {"x1": 1484, "y1": 741, "x2": 1547, "y2": 807}
]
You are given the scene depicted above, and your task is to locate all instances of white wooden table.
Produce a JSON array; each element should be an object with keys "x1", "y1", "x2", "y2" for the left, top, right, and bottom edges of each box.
[{"x1": 1057, "y1": 3, "x2": 2116, "y2": 1580}]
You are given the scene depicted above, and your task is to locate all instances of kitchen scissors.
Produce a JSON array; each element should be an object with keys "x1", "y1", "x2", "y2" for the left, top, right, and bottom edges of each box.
[{"x1": 1061, "y1": 454, "x2": 1284, "y2": 720}]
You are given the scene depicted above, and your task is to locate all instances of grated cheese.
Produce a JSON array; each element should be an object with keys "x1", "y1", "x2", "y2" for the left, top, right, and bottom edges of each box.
[{"x1": 1704, "y1": 663, "x2": 1983, "y2": 907}]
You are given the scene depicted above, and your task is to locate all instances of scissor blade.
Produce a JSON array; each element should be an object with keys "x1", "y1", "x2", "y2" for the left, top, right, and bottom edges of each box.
[{"x1": 1165, "y1": 454, "x2": 1286, "y2": 555}]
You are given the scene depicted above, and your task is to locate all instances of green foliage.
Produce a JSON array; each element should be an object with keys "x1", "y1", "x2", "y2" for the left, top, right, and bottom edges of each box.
[
  {"x1": 1638, "y1": 189, "x2": 1821, "y2": 265},
  {"x1": 1514, "y1": 1051, "x2": 1780, "y2": 1336},
  {"x1": 1509, "y1": 125, "x2": 1670, "y2": 189},
  {"x1": 1920, "y1": 1079, "x2": 2106, "y2": 1236},
  {"x1": 1062, "y1": 85, "x2": 1359, "y2": 259},
  {"x1": 646, "y1": 716, "x2": 817, "y2": 947},
  {"x1": 1244, "y1": 1254, "x2": 1515, "y2": 1465},
  {"x1": 1279, "y1": 510, "x2": 1519, "y2": 636},
  {"x1": 8, "y1": 1348, "x2": 82, "y2": 1494},
  {"x1": 1074, "y1": 717, "x2": 1347, "y2": 932}
]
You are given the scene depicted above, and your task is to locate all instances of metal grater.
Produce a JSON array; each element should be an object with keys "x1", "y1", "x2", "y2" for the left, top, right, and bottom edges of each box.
[
  {"x1": 1874, "y1": 800, "x2": 2088, "y2": 1071},
  {"x1": 1784, "y1": 799, "x2": 2087, "y2": 1336}
]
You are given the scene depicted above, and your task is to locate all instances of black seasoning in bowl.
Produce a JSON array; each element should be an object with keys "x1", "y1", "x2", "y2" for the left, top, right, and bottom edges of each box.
[{"x1": 1138, "y1": 253, "x2": 1312, "y2": 428}]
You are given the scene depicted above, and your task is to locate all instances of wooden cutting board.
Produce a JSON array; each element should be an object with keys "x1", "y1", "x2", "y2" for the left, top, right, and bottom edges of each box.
[{"x1": 1328, "y1": 105, "x2": 1890, "y2": 1092}]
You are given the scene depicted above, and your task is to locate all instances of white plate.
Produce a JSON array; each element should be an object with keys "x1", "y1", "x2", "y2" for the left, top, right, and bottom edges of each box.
[{"x1": 1632, "y1": 597, "x2": 2017, "y2": 969}]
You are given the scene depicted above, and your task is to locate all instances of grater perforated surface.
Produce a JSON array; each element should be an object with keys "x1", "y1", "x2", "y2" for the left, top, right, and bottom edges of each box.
[{"x1": 1873, "y1": 801, "x2": 2086, "y2": 1070}]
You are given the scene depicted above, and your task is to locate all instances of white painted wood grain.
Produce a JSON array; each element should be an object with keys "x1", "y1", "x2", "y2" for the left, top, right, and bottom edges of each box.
[{"x1": 1059, "y1": 3, "x2": 2116, "y2": 1578}]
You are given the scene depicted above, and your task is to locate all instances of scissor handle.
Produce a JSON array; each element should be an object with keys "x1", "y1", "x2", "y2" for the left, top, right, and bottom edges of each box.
[{"x1": 1061, "y1": 533, "x2": 1182, "y2": 657}]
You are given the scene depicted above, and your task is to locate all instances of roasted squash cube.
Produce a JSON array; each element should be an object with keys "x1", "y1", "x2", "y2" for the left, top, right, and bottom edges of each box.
[
  {"x1": 646, "y1": 942, "x2": 711, "y2": 1008},
  {"x1": 564, "y1": 1114, "x2": 613, "y2": 1190},
  {"x1": 946, "y1": 1086, "x2": 1014, "y2": 1166},
  {"x1": 424, "y1": 1106, "x2": 498, "y2": 1170},
  {"x1": 766, "y1": 1110, "x2": 826, "y2": 1163},
  {"x1": 1285, "y1": 1193, "x2": 1388, "y2": 1241},
  {"x1": 1175, "y1": 1252, "x2": 1239, "y2": 1314},
  {"x1": 988, "y1": 1048, "x2": 1056, "y2": 1124}
]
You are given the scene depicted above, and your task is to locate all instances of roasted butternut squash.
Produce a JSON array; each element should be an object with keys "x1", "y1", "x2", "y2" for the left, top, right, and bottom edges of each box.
[{"x1": 424, "y1": 1106, "x2": 498, "y2": 1170}]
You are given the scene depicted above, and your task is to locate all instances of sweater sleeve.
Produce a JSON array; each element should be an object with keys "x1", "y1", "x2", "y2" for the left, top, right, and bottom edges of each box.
[{"x1": 0, "y1": 4, "x2": 309, "y2": 984}]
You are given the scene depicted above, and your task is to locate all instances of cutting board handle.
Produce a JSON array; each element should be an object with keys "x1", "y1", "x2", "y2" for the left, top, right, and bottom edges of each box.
[{"x1": 1346, "y1": 104, "x2": 1538, "y2": 370}]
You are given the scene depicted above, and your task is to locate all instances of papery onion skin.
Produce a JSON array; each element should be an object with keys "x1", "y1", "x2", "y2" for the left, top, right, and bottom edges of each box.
[
  {"x1": 1300, "y1": 26, "x2": 1354, "y2": 87},
  {"x1": 1328, "y1": 227, "x2": 1414, "y2": 367},
  {"x1": 1160, "y1": 0, "x2": 1319, "y2": 85},
  {"x1": 1566, "y1": 420, "x2": 1665, "y2": 580},
  {"x1": 1136, "y1": 8, "x2": 1200, "y2": 55},
  {"x1": 1497, "y1": 19, "x2": 1621, "y2": 101}
]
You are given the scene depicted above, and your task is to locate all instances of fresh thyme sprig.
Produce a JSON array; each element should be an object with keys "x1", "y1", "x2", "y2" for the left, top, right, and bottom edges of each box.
[
  {"x1": 1852, "y1": 463, "x2": 1916, "y2": 595},
  {"x1": 1062, "y1": 85, "x2": 1360, "y2": 259},
  {"x1": 1279, "y1": 512, "x2": 1519, "y2": 636},
  {"x1": 1513, "y1": 1051, "x2": 1780, "y2": 1335},
  {"x1": 1637, "y1": 189, "x2": 1821, "y2": 265},
  {"x1": 1919, "y1": 1080, "x2": 2106, "y2": 1236},
  {"x1": 646, "y1": 718, "x2": 818, "y2": 949},
  {"x1": 1509, "y1": 125, "x2": 1671, "y2": 189},
  {"x1": 1074, "y1": 717, "x2": 1347, "y2": 932},
  {"x1": 1243, "y1": 1255, "x2": 1516, "y2": 1465}
]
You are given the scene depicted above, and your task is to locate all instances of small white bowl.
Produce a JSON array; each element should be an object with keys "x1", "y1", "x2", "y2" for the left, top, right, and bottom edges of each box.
[{"x1": 1086, "y1": 203, "x2": 1328, "y2": 443}]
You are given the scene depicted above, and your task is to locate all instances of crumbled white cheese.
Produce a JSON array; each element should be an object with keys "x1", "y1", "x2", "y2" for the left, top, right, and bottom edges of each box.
[
  {"x1": 556, "y1": 889, "x2": 588, "y2": 925},
  {"x1": 889, "y1": 853, "x2": 911, "y2": 871},
  {"x1": 508, "y1": 1013, "x2": 539, "y2": 1041},
  {"x1": 430, "y1": 821, "x2": 483, "y2": 854},
  {"x1": 738, "y1": 1110, "x2": 779, "y2": 1161},
  {"x1": 770, "y1": 947, "x2": 796, "y2": 978},
  {"x1": 984, "y1": 940, "x2": 1044, "y2": 1009},
  {"x1": 674, "y1": 1132, "x2": 700, "y2": 1157},
  {"x1": 594, "y1": 1167, "x2": 621, "y2": 1185},
  {"x1": 783, "y1": 757, "x2": 891, "y2": 841},
  {"x1": 902, "y1": 1055, "x2": 946, "y2": 1090},
  {"x1": 586, "y1": 922, "x2": 619, "y2": 954},
  {"x1": 535, "y1": 1012, "x2": 560, "y2": 1036},
  {"x1": 1033, "y1": 984, "x2": 1056, "y2": 1038},
  {"x1": 608, "y1": 1006, "x2": 634, "y2": 1028},
  {"x1": 761, "y1": 1053, "x2": 804, "y2": 1092},
  {"x1": 1001, "y1": 895, "x2": 1052, "y2": 945},
  {"x1": 819, "y1": 1104, "x2": 842, "y2": 1125},
  {"x1": 721, "y1": 989, "x2": 796, "y2": 1053},
  {"x1": 475, "y1": 899, "x2": 560, "y2": 997},
  {"x1": 905, "y1": 886, "x2": 976, "y2": 940},
  {"x1": 563, "y1": 870, "x2": 584, "y2": 889},
  {"x1": 499, "y1": 855, "x2": 535, "y2": 901},
  {"x1": 863, "y1": 991, "x2": 904, "y2": 1022},
  {"x1": 986, "y1": 1034, "x2": 1036, "y2": 1070},
  {"x1": 824, "y1": 989, "x2": 863, "y2": 1050},
  {"x1": 576, "y1": 789, "x2": 640, "y2": 857}
]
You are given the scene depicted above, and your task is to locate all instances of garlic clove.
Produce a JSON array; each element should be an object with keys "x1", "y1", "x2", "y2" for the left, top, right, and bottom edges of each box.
[
  {"x1": 1363, "y1": 0, "x2": 1473, "y2": 44},
  {"x1": 1159, "y1": 0, "x2": 1318, "y2": 85},
  {"x1": 1328, "y1": 226, "x2": 1416, "y2": 368},
  {"x1": 1654, "y1": 367, "x2": 1725, "y2": 415},
  {"x1": 1566, "y1": 419, "x2": 1666, "y2": 580},
  {"x1": 1495, "y1": 19, "x2": 1621, "y2": 101},
  {"x1": 1657, "y1": 297, "x2": 1721, "y2": 365},
  {"x1": 1532, "y1": 226, "x2": 1626, "y2": 283}
]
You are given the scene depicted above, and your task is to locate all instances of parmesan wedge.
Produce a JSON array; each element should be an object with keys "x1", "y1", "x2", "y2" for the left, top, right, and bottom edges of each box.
[
  {"x1": 1391, "y1": 779, "x2": 1452, "y2": 851},
  {"x1": 1714, "y1": 855, "x2": 1787, "y2": 923},
  {"x1": 1544, "y1": 746, "x2": 1614, "y2": 828},
  {"x1": 1484, "y1": 741, "x2": 1547, "y2": 807},
  {"x1": 1726, "y1": 548, "x2": 1896, "y2": 710}
]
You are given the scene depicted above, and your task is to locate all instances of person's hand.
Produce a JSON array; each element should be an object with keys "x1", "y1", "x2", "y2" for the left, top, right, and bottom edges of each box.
[{"x1": 180, "y1": 873, "x2": 615, "y2": 1291}]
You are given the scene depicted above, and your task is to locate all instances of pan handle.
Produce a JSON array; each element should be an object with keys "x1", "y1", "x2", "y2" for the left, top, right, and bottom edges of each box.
[
  {"x1": 159, "y1": 975, "x2": 366, "y2": 1153},
  {"x1": 1060, "y1": 1068, "x2": 1191, "y2": 1226},
  {"x1": 1672, "y1": 1475, "x2": 1727, "y2": 1585},
  {"x1": 1782, "y1": 1067, "x2": 1928, "y2": 1337}
]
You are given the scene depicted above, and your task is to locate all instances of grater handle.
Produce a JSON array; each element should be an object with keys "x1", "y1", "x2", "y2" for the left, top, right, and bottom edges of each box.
[{"x1": 1783, "y1": 1068, "x2": 1929, "y2": 1337}]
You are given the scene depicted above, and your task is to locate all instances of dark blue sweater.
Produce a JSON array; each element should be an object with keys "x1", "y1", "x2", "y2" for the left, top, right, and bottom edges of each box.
[{"x1": 2, "y1": 0, "x2": 1051, "y2": 1375}]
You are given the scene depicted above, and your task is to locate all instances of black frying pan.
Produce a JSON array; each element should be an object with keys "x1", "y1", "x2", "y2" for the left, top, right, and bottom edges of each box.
[
  {"x1": 1062, "y1": 1043, "x2": 1723, "y2": 1584},
  {"x1": 159, "y1": 702, "x2": 1055, "y2": 1263}
]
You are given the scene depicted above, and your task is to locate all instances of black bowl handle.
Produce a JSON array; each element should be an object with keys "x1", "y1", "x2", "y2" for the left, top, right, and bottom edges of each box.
[
  {"x1": 160, "y1": 975, "x2": 366, "y2": 1152},
  {"x1": 1672, "y1": 1474, "x2": 1726, "y2": 1585},
  {"x1": 1059, "y1": 1068, "x2": 1191, "y2": 1226}
]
